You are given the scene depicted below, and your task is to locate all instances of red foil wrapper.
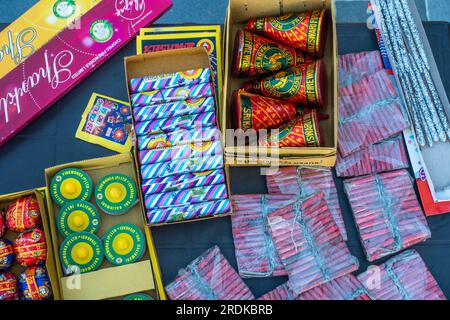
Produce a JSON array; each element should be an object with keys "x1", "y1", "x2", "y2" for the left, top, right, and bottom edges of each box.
[
  {"x1": 233, "y1": 90, "x2": 297, "y2": 130},
  {"x1": 245, "y1": 10, "x2": 327, "y2": 58},
  {"x1": 259, "y1": 109, "x2": 321, "y2": 147},
  {"x1": 243, "y1": 60, "x2": 325, "y2": 107},
  {"x1": 0, "y1": 271, "x2": 19, "y2": 300},
  {"x1": 232, "y1": 30, "x2": 314, "y2": 78},
  {"x1": 0, "y1": 210, "x2": 5, "y2": 238},
  {"x1": 6, "y1": 196, "x2": 41, "y2": 232},
  {"x1": 14, "y1": 228, "x2": 47, "y2": 267}
]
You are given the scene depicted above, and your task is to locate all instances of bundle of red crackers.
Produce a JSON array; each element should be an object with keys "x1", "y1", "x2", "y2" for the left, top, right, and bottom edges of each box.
[{"x1": 231, "y1": 9, "x2": 329, "y2": 148}]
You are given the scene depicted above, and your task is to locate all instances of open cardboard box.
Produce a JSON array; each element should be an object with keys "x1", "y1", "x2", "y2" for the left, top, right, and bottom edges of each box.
[
  {"x1": 44, "y1": 153, "x2": 166, "y2": 300},
  {"x1": 124, "y1": 47, "x2": 232, "y2": 227},
  {"x1": 222, "y1": 0, "x2": 338, "y2": 167},
  {"x1": 0, "y1": 189, "x2": 60, "y2": 299}
]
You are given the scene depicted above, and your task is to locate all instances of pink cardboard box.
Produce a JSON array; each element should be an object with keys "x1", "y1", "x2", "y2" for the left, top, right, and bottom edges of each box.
[{"x1": 0, "y1": 0, "x2": 172, "y2": 147}]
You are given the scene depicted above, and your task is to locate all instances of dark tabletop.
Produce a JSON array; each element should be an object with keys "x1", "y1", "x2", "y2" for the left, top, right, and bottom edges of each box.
[{"x1": 1, "y1": 22, "x2": 449, "y2": 298}]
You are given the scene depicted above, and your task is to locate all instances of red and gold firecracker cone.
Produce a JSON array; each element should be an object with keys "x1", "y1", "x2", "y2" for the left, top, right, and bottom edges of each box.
[
  {"x1": 232, "y1": 90, "x2": 297, "y2": 130},
  {"x1": 232, "y1": 30, "x2": 314, "y2": 78},
  {"x1": 259, "y1": 109, "x2": 321, "y2": 147},
  {"x1": 245, "y1": 10, "x2": 327, "y2": 58}
]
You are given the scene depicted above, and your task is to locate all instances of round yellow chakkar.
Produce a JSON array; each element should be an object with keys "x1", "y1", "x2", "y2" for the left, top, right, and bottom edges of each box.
[
  {"x1": 105, "y1": 183, "x2": 127, "y2": 204},
  {"x1": 71, "y1": 242, "x2": 94, "y2": 265},
  {"x1": 112, "y1": 233, "x2": 134, "y2": 256},
  {"x1": 67, "y1": 210, "x2": 90, "y2": 232},
  {"x1": 60, "y1": 178, "x2": 82, "y2": 200}
]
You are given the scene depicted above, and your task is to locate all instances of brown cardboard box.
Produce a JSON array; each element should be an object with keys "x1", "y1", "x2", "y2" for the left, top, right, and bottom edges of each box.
[
  {"x1": 124, "y1": 47, "x2": 232, "y2": 227},
  {"x1": 0, "y1": 189, "x2": 60, "y2": 300},
  {"x1": 222, "y1": 0, "x2": 338, "y2": 167},
  {"x1": 44, "y1": 153, "x2": 166, "y2": 300}
]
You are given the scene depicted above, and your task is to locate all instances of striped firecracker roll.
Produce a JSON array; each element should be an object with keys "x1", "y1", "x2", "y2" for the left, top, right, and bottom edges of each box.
[
  {"x1": 165, "y1": 246, "x2": 255, "y2": 300},
  {"x1": 259, "y1": 274, "x2": 372, "y2": 300},
  {"x1": 147, "y1": 199, "x2": 231, "y2": 224},
  {"x1": 336, "y1": 135, "x2": 409, "y2": 178},
  {"x1": 338, "y1": 51, "x2": 384, "y2": 88},
  {"x1": 357, "y1": 250, "x2": 446, "y2": 300},
  {"x1": 131, "y1": 83, "x2": 213, "y2": 107},
  {"x1": 141, "y1": 169, "x2": 226, "y2": 196},
  {"x1": 138, "y1": 128, "x2": 221, "y2": 150},
  {"x1": 144, "y1": 183, "x2": 228, "y2": 210},
  {"x1": 267, "y1": 193, "x2": 359, "y2": 296},
  {"x1": 132, "y1": 97, "x2": 216, "y2": 122},
  {"x1": 230, "y1": 194, "x2": 297, "y2": 278},
  {"x1": 134, "y1": 111, "x2": 217, "y2": 136},
  {"x1": 338, "y1": 70, "x2": 409, "y2": 157},
  {"x1": 139, "y1": 141, "x2": 223, "y2": 166},
  {"x1": 265, "y1": 167, "x2": 347, "y2": 240},
  {"x1": 343, "y1": 169, "x2": 431, "y2": 262},
  {"x1": 129, "y1": 68, "x2": 211, "y2": 93},
  {"x1": 140, "y1": 154, "x2": 224, "y2": 180}
]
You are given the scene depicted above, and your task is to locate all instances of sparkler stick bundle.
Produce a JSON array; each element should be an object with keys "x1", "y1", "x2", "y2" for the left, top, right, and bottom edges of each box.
[
  {"x1": 335, "y1": 135, "x2": 409, "y2": 178},
  {"x1": 266, "y1": 193, "x2": 359, "y2": 295},
  {"x1": 343, "y1": 169, "x2": 431, "y2": 262},
  {"x1": 338, "y1": 69, "x2": 409, "y2": 157},
  {"x1": 357, "y1": 250, "x2": 446, "y2": 300},
  {"x1": 230, "y1": 194, "x2": 297, "y2": 278},
  {"x1": 165, "y1": 246, "x2": 255, "y2": 300},
  {"x1": 338, "y1": 51, "x2": 384, "y2": 88},
  {"x1": 266, "y1": 167, "x2": 347, "y2": 240}
]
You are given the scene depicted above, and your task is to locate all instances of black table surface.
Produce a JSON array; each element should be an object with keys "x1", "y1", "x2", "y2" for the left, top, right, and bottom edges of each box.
[{"x1": 1, "y1": 22, "x2": 450, "y2": 298}]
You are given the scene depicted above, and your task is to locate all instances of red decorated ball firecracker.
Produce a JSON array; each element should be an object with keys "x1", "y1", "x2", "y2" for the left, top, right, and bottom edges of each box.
[
  {"x1": 14, "y1": 228, "x2": 47, "y2": 267},
  {"x1": 6, "y1": 196, "x2": 41, "y2": 232},
  {"x1": 0, "y1": 210, "x2": 5, "y2": 238},
  {"x1": 0, "y1": 271, "x2": 19, "y2": 300},
  {"x1": 242, "y1": 60, "x2": 326, "y2": 107},
  {"x1": 245, "y1": 9, "x2": 327, "y2": 58},
  {"x1": 232, "y1": 30, "x2": 314, "y2": 78},
  {"x1": 232, "y1": 90, "x2": 297, "y2": 131},
  {"x1": 0, "y1": 239, "x2": 14, "y2": 270}
]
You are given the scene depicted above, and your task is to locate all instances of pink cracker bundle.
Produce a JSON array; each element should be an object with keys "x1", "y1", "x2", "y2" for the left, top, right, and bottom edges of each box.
[
  {"x1": 357, "y1": 250, "x2": 446, "y2": 300},
  {"x1": 338, "y1": 51, "x2": 384, "y2": 88},
  {"x1": 266, "y1": 193, "x2": 359, "y2": 296},
  {"x1": 230, "y1": 194, "x2": 296, "y2": 278},
  {"x1": 165, "y1": 246, "x2": 254, "y2": 300},
  {"x1": 343, "y1": 169, "x2": 431, "y2": 262},
  {"x1": 338, "y1": 69, "x2": 409, "y2": 157},
  {"x1": 265, "y1": 167, "x2": 347, "y2": 240},
  {"x1": 336, "y1": 135, "x2": 409, "y2": 178}
]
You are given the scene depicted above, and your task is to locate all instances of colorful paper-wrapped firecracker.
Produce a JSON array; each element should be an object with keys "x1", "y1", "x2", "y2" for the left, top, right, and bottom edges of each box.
[
  {"x1": 50, "y1": 168, "x2": 93, "y2": 207},
  {"x1": 133, "y1": 97, "x2": 216, "y2": 122},
  {"x1": 139, "y1": 141, "x2": 223, "y2": 166},
  {"x1": 0, "y1": 210, "x2": 5, "y2": 238},
  {"x1": 0, "y1": 271, "x2": 18, "y2": 300},
  {"x1": 144, "y1": 184, "x2": 228, "y2": 211},
  {"x1": 5, "y1": 196, "x2": 41, "y2": 232},
  {"x1": 338, "y1": 51, "x2": 384, "y2": 88},
  {"x1": 102, "y1": 223, "x2": 146, "y2": 266},
  {"x1": 18, "y1": 266, "x2": 52, "y2": 300},
  {"x1": 259, "y1": 109, "x2": 321, "y2": 148},
  {"x1": 14, "y1": 228, "x2": 47, "y2": 267},
  {"x1": 232, "y1": 30, "x2": 314, "y2": 78},
  {"x1": 338, "y1": 70, "x2": 409, "y2": 157},
  {"x1": 231, "y1": 194, "x2": 296, "y2": 278},
  {"x1": 165, "y1": 246, "x2": 255, "y2": 300},
  {"x1": 123, "y1": 293, "x2": 154, "y2": 300},
  {"x1": 142, "y1": 169, "x2": 225, "y2": 196},
  {"x1": 336, "y1": 135, "x2": 409, "y2": 178},
  {"x1": 130, "y1": 68, "x2": 211, "y2": 93},
  {"x1": 60, "y1": 232, "x2": 104, "y2": 275},
  {"x1": 147, "y1": 199, "x2": 231, "y2": 225},
  {"x1": 242, "y1": 60, "x2": 326, "y2": 107},
  {"x1": 131, "y1": 83, "x2": 213, "y2": 107},
  {"x1": 232, "y1": 90, "x2": 297, "y2": 130},
  {"x1": 266, "y1": 167, "x2": 347, "y2": 240},
  {"x1": 0, "y1": 239, "x2": 14, "y2": 270},
  {"x1": 267, "y1": 193, "x2": 359, "y2": 296},
  {"x1": 357, "y1": 250, "x2": 446, "y2": 300},
  {"x1": 141, "y1": 154, "x2": 224, "y2": 180},
  {"x1": 344, "y1": 170, "x2": 431, "y2": 262},
  {"x1": 138, "y1": 128, "x2": 221, "y2": 151},
  {"x1": 95, "y1": 174, "x2": 138, "y2": 216},
  {"x1": 245, "y1": 10, "x2": 327, "y2": 58},
  {"x1": 57, "y1": 200, "x2": 101, "y2": 238}
]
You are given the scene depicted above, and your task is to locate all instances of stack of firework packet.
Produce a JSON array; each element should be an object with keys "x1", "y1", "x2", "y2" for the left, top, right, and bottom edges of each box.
[{"x1": 129, "y1": 67, "x2": 230, "y2": 225}]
